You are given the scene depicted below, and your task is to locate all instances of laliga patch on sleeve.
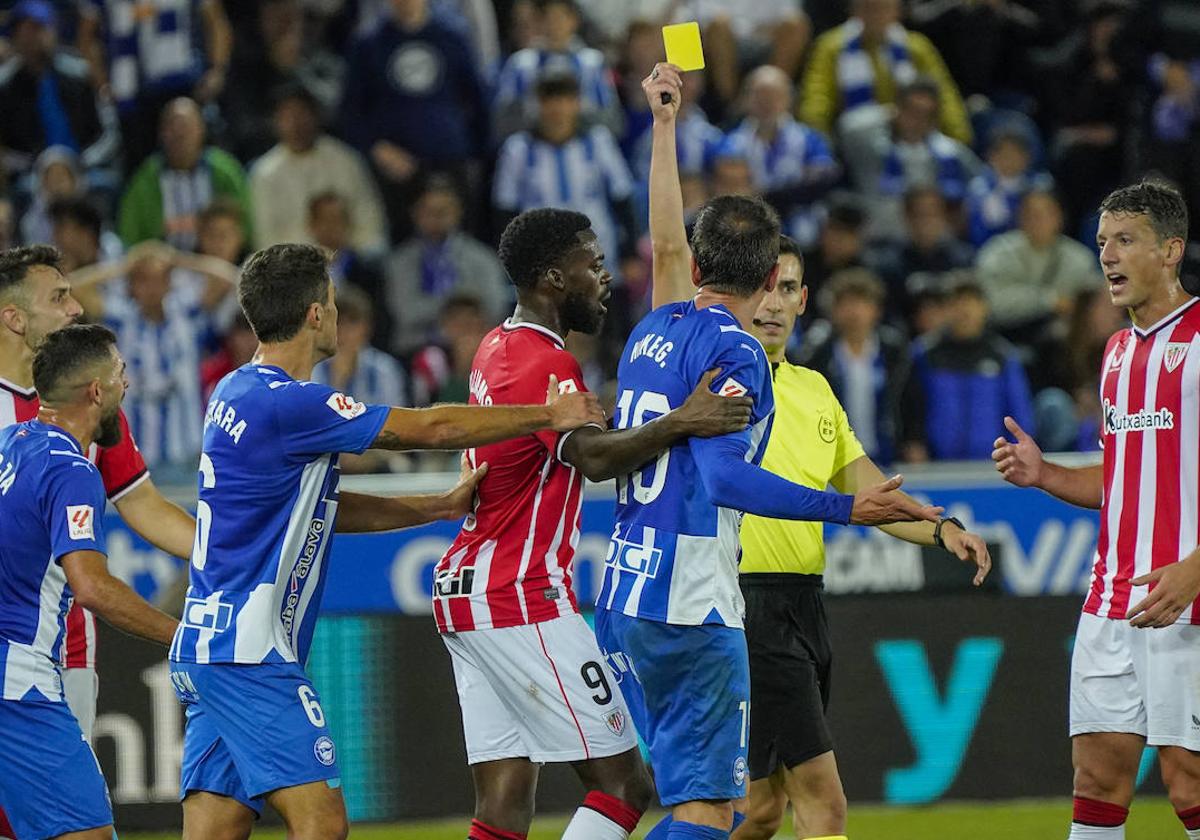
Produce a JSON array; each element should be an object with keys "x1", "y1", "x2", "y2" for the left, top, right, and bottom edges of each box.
[
  {"x1": 66, "y1": 505, "x2": 95, "y2": 540},
  {"x1": 558, "y1": 379, "x2": 579, "y2": 394},
  {"x1": 326, "y1": 392, "x2": 367, "y2": 420},
  {"x1": 718, "y1": 377, "x2": 748, "y2": 398}
]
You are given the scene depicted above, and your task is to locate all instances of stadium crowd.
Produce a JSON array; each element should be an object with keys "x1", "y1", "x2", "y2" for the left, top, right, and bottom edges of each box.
[{"x1": 1, "y1": 0, "x2": 1197, "y2": 475}]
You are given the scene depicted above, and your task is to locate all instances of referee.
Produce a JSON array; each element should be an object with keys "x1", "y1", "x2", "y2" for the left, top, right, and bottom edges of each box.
[{"x1": 732, "y1": 237, "x2": 993, "y2": 840}]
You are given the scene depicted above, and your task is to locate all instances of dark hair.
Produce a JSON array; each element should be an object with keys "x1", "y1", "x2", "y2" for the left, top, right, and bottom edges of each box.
[
  {"x1": 238, "y1": 244, "x2": 330, "y2": 343},
  {"x1": 32, "y1": 323, "x2": 117, "y2": 404},
  {"x1": 825, "y1": 192, "x2": 867, "y2": 231},
  {"x1": 827, "y1": 267, "x2": 886, "y2": 306},
  {"x1": 945, "y1": 268, "x2": 986, "y2": 300},
  {"x1": 498, "y1": 208, "x2": 593, "y2": 289},
  {"x1": 536, "y1": 71, "x2": 581, "y2": 99},
  {"x1": 198, "y1": 196, "x2": 244, "y2": 229},
  {"x1": 0, "y1": 245, "x2": 61, "y2": 303},
  {"x1": 48, "y1": 198, "x2": 102, "y2": 241},
  {"x1": 1099, "y1": 180, "x2": 1189, "y2": 242},
  {"x1": 778, "y1": 234, "x2": 805, "y2": 275},
  {"x1": 690, "y1": 195, "x2": 781, "y2": 296},
  {"x1": 898, "y1": 75, "x2": 941, "y2": 108},
  {"x1": 417, "y1": 173, "x2": 462, "y2": 203}
]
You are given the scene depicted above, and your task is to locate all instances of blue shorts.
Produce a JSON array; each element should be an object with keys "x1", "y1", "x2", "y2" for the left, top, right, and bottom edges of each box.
[
  {"x1": 594, "y1": 609, "x2": 750, "y2": 805},
  {"x1": 171, "y1": 661, "x2": 341, "y2": 811},
  {"x1": 0, "y1": 698, "x2": 112, "y2": 837}
]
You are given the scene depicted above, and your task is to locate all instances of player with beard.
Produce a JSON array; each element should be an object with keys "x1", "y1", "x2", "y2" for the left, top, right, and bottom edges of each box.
[
  {"x1": 435, "y1": 209, "x2": 756, "y2": 840},
  {"x1": 0, "y1": 324, "x2": 179, "y2": 838}
]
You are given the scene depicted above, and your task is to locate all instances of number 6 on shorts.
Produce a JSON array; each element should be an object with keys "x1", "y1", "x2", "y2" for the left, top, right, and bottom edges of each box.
[{"x1": 298, "y1": 684, "x2": 326, "y2": 727}]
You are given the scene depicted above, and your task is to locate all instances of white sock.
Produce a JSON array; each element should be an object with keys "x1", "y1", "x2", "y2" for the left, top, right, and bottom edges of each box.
[
  {"x1": 1186, "y1": 829, "x2": 1200, "y2": 840},
  {"x1": 1067, "y1": 823, "x2": 1125, "y2": 839},
  {"x1": 561, "y1": 806, "x2": 630, "y2": 840}
]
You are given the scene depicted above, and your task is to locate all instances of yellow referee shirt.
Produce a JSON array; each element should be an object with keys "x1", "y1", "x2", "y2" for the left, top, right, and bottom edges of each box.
[{"x1": 740, "y1": 362, "x2": 865, "y2": 576}]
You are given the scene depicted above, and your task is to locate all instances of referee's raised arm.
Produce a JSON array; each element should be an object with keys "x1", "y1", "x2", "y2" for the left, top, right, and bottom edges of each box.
[{"x1": 645, "y1": 62, "x2": 694, "y2": 308}]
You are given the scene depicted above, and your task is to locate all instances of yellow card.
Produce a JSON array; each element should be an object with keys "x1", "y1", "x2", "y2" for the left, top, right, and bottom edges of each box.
[{"x1": 662, "y1": 22, "x2": 705, "y2": 72}]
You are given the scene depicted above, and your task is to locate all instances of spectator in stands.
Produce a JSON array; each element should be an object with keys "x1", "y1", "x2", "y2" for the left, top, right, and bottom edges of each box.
[
  {"x1": 251, "y1": 83, "x2": 386, "y2": 254},
  {"x1": 799, "y1": 268, "x2": 911, "y2": 465},
  {"x1": 493, "y1": 72, "x2": 637, "y2": 273},
  {"x1": 906, "y1": 269, "x2": 951, "y2": 337},
  {"x1": 965, "y1": 125, "x2": 1054, "y2": 247},
  {"x1": 1145, "y1": 54, "x2": 1200, "y2": 230},
  {"x1": 800, "y1": 0, "x2": 972, "y2": 145},
  {"x1": 48, "y1": 196, "x2": 122, "y2": 272},
  {"x1": 905, "y1": 272, "x2": 1035, "y2": 461},
  {"x1": 339, "y1": 0, "x2": 488, "y2": 241},
  {"x1": 410, "y1": 294, "x2": 491, "y2": 406},
  {"x1": 201, "y1": 311, "x2": 257, "y2": 401},
  {"x1": 975, "y1": 188, "x2": 1101, "y2": 342},
  {"x1": 67, "y1": 241, "x2": 238, "y2": 472},
  {"x1": 872, "y1": 186, "x2": 974, "y2": 319},
  {"x1": 721, "y1": 65, "x2": 839, "y2": 248},
  {"x1": 709, "y1": 144, "x2": 756, "y2": 198},
  {"x1": 839, "y1": 76, "x2": 980, "y2": 240},
  {"x1": 306, "y1": 191, "x2": 391, "y2": 350},
  {"x1": 78, "y1": 0, "x2": 232, "y2": 172},
  {"x1": 117, "y1": 97, "x2": 252, "y2": 252},
  {"x1": 19, "y1": 145, "x2": 84, "y2": 246},
  {"x1": 802, "y1": 193, "x2": 871, "y2": 306},
  {"x1": 387, "y1": 177, "x2": 508, "y2": 356},
  {"x1": 0, "y1": 1, "x2": 119, "y2": 185},
  {"x1": 679, "y1": 0, "x2": 810, "y2": 114},
  {"x1": 195, "y1": 198, "x2": 249, "y2": 266},
  {"x1": 493, "y1": 0, "x2": 622, "y2": 141}
]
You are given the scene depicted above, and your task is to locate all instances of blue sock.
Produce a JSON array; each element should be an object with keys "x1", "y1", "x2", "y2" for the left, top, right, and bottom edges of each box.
[
  {"x1": 647, "y1": 811, "x2": 743, "y2": 839},
  {"x1": 665, "y1": 821, "x2": 728, "y2": 839}
]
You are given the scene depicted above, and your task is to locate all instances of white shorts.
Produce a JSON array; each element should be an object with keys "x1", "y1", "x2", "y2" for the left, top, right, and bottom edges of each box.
[
  {"x1": 442, "y1": 613, "x2": 639, "y2": 765},
  {"x1": 1070, "y1": 611, "x2": 1200, "y2": 749},
  {"x1": 62, "y1": 666, "x2": 99, "y2": 743}
]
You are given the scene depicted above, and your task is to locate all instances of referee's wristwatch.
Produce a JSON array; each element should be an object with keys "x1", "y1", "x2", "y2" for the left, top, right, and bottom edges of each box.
[{"x1": 933, "y1": 516, "x2": 965, "y2": 551}]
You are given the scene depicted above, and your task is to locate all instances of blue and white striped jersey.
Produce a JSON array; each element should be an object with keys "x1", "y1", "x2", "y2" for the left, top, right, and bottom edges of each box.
[
  {"x1": 312, "y1": 347, "x2": 410, "y2": 408},
  {"x1": 168, "y1": 365, "x2": 389, "y2": 666},
  {"x1": 629, "y1": 107, "x2": 724, "y2": 180},
  {"x1": 721, "y1": 116, "x2": 837, "y2": 247},
  {"x1": 0, "y1": 421, "x2": 107, "y2": 702},
  {"x1": 596, "y1": 302, "x2": 774, "y2": 628},
  {"x1": 88, "y1": 0, "x2": 205, "y2": 107},
  {"x1": 494, "y1": 46, "x2": 617, "y2": 124},
  {"x1": 493, "y1": 125, "x2": 633, "y2": 271}
]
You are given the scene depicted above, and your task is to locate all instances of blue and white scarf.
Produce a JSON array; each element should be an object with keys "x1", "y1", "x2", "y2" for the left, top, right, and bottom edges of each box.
[
  {"x1": 837, "y1": 19, "x2": 916, "y2": 113},
  {"x1": 880, "y1": 132, "x2": 967, "y2": 201}
]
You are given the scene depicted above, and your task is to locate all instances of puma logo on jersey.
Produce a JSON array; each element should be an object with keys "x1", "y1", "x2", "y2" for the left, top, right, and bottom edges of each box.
[
  {"x1": 66, "y1": 505, "x2": 94, "y2": 540},
  {"x1": 719, "y1": 378, "x2": 748, "y2": 398},
  {"x1": 326, "y1": 393, "x2": 366, "y2": 420}
]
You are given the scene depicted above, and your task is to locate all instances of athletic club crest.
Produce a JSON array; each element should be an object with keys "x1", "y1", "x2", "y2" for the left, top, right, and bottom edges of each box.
[
  {"x1": 1164, "y1": 342, "x2": 1190, "y2": 374},
  {"x1": 603, "y1": 710, "x2": 626, "y2": 737}
]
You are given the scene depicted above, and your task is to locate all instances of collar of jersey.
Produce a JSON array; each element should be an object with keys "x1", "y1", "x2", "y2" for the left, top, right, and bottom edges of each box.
[
  {"x1": 502, "y1": 318, "x2": 565, "y2": 348},
  {"x1": 249, "y1": 363, "x2": 293, "y2": 381},
  {"x1": 1132, "y1": 295, "x2": 1200, "y2": 341},
  {"x1": 25, "y1": 419, "x2": 82, "y2": 453},
  {"x1": 0, "y1": 376, "x2": 36, "y2": 398}
]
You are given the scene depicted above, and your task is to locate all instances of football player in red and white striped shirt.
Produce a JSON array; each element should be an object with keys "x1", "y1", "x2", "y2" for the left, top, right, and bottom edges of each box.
[
  {"x1": 435, "y1": 209, "x2": 754, "y2": 840},
  {"x1": 994, "y1": 181, "x2": 1200, "y2": 840},
  {"x1": 0, "y1": 246, "x2": 196, "y2": 838}
]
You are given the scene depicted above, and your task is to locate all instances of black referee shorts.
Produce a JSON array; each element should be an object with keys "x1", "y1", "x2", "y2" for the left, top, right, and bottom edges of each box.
[{"x1": 741, "y1": 572, "x2": 834, "y2": 781}]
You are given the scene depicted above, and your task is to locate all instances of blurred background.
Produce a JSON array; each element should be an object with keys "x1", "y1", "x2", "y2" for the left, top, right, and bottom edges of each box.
[{"x1": 3, "y1": 0, "x2": 1195, "y2": 834}]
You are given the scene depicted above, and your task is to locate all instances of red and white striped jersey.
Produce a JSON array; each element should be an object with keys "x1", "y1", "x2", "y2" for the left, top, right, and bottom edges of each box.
[
  {"x1": 433, "y1": 321, "x2": 598, "y2": 633},
  {"x1": 1086, "y1": 296, "x2": 1200, "y2": 623},
  {"x1": 0, "y1": 378, "x2": 150, "y2": 667}
]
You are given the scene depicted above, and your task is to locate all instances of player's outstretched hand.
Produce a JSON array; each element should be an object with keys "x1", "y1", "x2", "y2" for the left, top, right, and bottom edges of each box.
[
  {"x1": 443, "y1": 462, "x2": 489, "y2": 520},
  {"x1": 676, "y1": 368, "x2": 753, "y2": 437},
  {"x1": 644, "y1": 62, "x2": 683, "y2": 122},
  {"x1": 1127, "y1": 556, "x2": 1200, "y2": 628},
  {"x1": 849, "y1": 474, "x2": 944, "y2": 526},
  {"x1": 940, "y1": 523, "x2": 992, "y2": 586},
  {"x1": 546, "y1": 374, "x2": 606, "y2": 431},
  {"x1": 992, "y1": 416, "x2": 1044, "y2": 488}
]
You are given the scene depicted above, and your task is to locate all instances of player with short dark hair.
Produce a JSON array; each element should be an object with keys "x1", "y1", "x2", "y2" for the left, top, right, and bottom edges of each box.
[
  {"x1": 594, "y1": 63, "x2": 943, "y2": 840},
  {"x1": 435, "y1": 206, "x2": 760, "y2": 840},
  {"x1": 994, "y1": 179, "x2": 1200, "y2": 840},
  {"x1": 0, "y1": 323, "x2": 179, "y2": 839},
  {"x1": 170, "y1": 242, "x2": 606, "y2": 837}
]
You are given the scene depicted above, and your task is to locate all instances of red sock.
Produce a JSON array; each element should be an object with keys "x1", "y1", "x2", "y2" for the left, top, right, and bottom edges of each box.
[
  {"x1": 1073, "y1": 796, "x2": 1129, "y2": 827},
  {"x1": 1178, "y1": 805, "x2": 1200, "y2": 830},
  {"x1": 469, "y1": 819, "x2": 527, "y2": 840},
  {"x1": 581, "y1": 790, "x2": 643, "y2": 833},
  {"x1": 0, "y1": 807, "x2": 13, "y2": 840}
]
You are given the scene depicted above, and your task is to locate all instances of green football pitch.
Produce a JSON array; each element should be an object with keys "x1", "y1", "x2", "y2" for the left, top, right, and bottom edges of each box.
[{"x1": 123, "y1": 797, "x2": 1180, "y2": 839}]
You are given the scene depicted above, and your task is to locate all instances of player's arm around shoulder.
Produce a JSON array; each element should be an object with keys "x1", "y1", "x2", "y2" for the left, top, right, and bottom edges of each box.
[{"x1": 335, "y1": 460, "x2": 489, "y2": 533}]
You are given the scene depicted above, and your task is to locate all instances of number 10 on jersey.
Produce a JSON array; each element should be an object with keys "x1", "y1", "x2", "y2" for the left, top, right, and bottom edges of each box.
[{"x1": 614, "y1": 389, "x2": 671, "y2": 505}]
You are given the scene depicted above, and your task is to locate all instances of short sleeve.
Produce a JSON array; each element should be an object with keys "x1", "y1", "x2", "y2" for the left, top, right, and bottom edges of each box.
[
  {"x1": 830, "y1": 391, "x2": 867, "y2": 475},
  {"x1": 95, "y1": 410, "x2": 149, "y2": 501},
  {"x1": 46, "y1": 462, "x2": 108, "y2": 563},
  {"x1": 274, "y1": 381, "x2": 391, "y2": 459}
]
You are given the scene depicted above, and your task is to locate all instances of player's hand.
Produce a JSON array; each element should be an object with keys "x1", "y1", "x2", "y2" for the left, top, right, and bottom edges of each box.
[
  {"x1": 940, "y1": 522, "x2": 992, "y2": 587},
  {"x1": 676, "y1": 368, "x2": 752, "y2": 437},
  {"x1": 849, "y1": 475, "x2": 944, "y2": 526},
  {"x1": 992, "y1": 416, "x2": 1045, "y2": 488},
  {"x1": 1127, "y1": 555, "x2": 1200, "y2": 628},
  {"x1": 644, "y1": 62, "x2": 683, "y2": 122},
  {"x1": 545, "y1": 374, "x2": 606, "y2": 431},
  {"x1": 442, "y1": 461, "x2": 488, "y2": 520}
]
